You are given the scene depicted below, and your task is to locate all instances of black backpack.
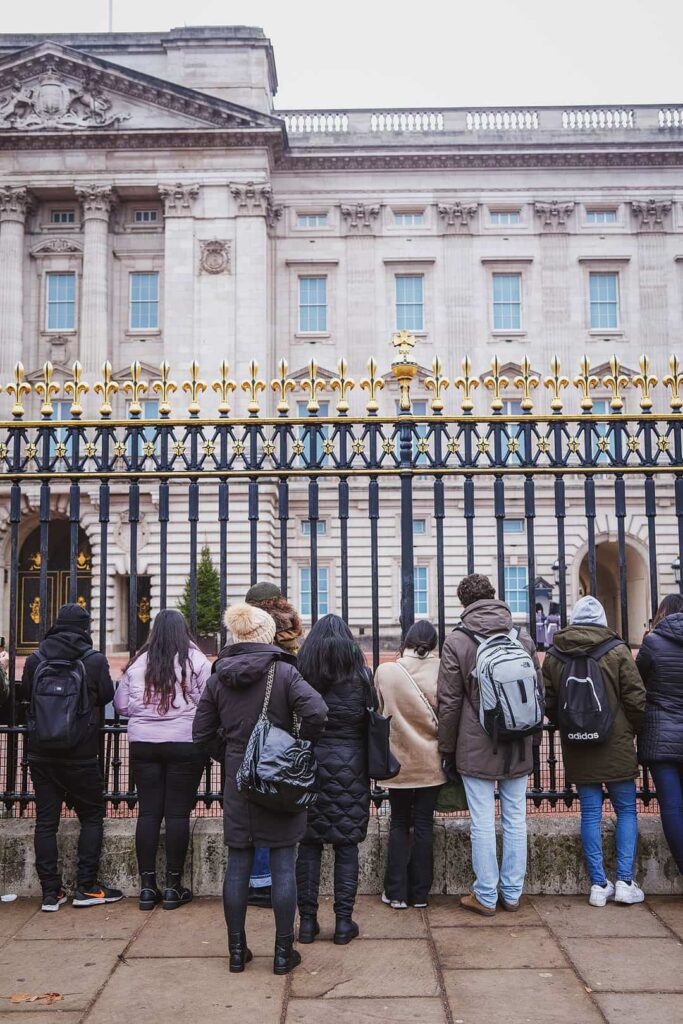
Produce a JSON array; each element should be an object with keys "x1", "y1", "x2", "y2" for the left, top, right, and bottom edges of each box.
[
  {"x1": 27, "y1": 650, "x2": 97, "y2": 752},
  {"x1": 547, "y1": 638, "x2": 623, "y2": 745}
]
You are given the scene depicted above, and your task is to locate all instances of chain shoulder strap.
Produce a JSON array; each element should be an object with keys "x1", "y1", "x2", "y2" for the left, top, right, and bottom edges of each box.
[{"x1": 259, "y1": 663, "x2": 277, "y2": 720}]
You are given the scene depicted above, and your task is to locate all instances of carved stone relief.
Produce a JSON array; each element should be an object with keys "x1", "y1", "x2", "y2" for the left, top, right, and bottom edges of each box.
[
  {"x1": 339, "y1": 202, "x2": 381, "y2": 231},
  {"x1": 0, "y1": 69, "x2": 130, "y2": 130},
  {"x1": 75, "y1": 184, "x2": 117, "y2": 216},
  {"x1": 229, "y1": 181, "x2": 282, "y2": 227},
  {"x1": 0, "y1": 185, "x2": 32, "y2": 219},
  {"x1": 534, "y1": 200, "x2": 575, "y2": 230},
  {"x1": 437, "y1": 202, "x2": 479, "y2": 230},
  {"x1": 631, "y1": 199, "x2": 672, "y2": 230},
  {"x1": 31, "y1": 237, "x2": 83, "y2": 256},
  {"x1": 199, "y1": 239, "x2": 232, "y2": 275},
  {"x1": 159, "y1": 182, "x2": 200, "y2": 216}
]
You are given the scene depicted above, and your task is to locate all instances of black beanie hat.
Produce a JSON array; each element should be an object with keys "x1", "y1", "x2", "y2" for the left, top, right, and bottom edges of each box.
[
  {"x1": 56, "y1": 602, "x2": 91, "y2": 630},
  {"x1": 245, "y1": 581, "x2": 282, "y2": 604}
]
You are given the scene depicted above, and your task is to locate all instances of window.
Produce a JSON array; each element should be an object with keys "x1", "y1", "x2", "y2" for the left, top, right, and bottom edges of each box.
[
  {"x1": 127, "y1": 399, "x2": 160, "y2": 457},
  {"x1": 503, "y1": 399, "x2": 526, "y2": 465},
  {"x1": 300, "y1": 566, "x2": 329, "y2": 617},
  {"x1": 50, "y1": 400, "x2": 74, "y2": 459},
  {"x1": 46, "y1": 272, "x2": 76, "y2": 331},
  {"x1": 592, "y1": 397, "x2": 615, "y2": 463},
  {"x1": 301, "y1": 520, "x2": 327, "y2": 536},
  {"x1": 394, "y1": 212, "x2": 424, "y2": 226},
  {"x1": 589, "y1": 272, "x2": 618, "y2": 329},
  {"x1": 298, "y1": 276, "x2": 327, "y2": 332},
  {"x1": 504, "y1": 565, "x2": 529, "y2": 614},
  {"x1": 503, "y1": 518, "x2": 525, "y2": 534},
  {"x1": 490, "y1": 211, "x2": 520, "y2": 225},
  {"x1": 413, "y1": 518, "x2": 427, "y2": 535},
  {"x1": 297, "y1": 213, "x2": 327, "y2": 228},
  {"x1": 133, "y1": 209, "x2": 159, "y2": 224},
  {"x1": 395, "y1": 274, "x2": 424, "y2": 331},
  {"x1": 50, "y1": 209, "x2": 75, "y2": 224},
  {"x1": 130, "y1": 272, "x2": 159, "y2": 330},
  {"x1": 586, "y1": 209, "x2": 617, "y2": 224},
  {"x1": 297, "y1": 401, "x2": 330, "y2": 464},
  {"x1": 414, "y1": 566, "x2": 428, "y2": 616},
  {"x1": 492, "y1": 273, "x2": 521, "y2": 330}
]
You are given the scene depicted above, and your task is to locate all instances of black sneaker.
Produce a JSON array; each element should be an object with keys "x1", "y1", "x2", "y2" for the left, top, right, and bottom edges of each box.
[
  {"x1": 41, "y1": 889, "x2": 68, "y2": 912},
  {"x1": 72, "y1": 883, "x2": 124, "y2": 908}
]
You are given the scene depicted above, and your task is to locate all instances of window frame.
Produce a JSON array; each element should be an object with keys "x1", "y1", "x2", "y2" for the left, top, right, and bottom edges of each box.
[
  {"x1": 296, "y1": 212, "x2": 328, "y2": 229},
  {"x1": 395, "y1": 273, "x2": 425, "y2": 332},
  {"x1": 489, "y1": 210, "x2": 521, "y2": 226},
  {"x1": 129, "y1": 271, "x2": 160, "y2": 332},
  {"x1": 589, "y1": 271, "x2": 619, "y2": 331},
  {"x1": 50, "y1": 209, "x2": 76, "y2": 225},
  {"x1": 301, "y1": 520, "x2": 327, "y2": 537},
  {"x1": 132, "y1": 209, "x2": 160, "y2": 225},
  {"x1": 504, "y1": 565, "x2": 529, "y2": 615},
  {"x1": 393, "y1": 210, "x2": 426, "y2": 227},
  {"x1": 413, "y1": 565, "x2": 429, "y2": 617},
  {"x1": 299, "y1": 565, "x2": 330, "y2": 619},
  {"x1": 503, "y1": 518, "x2": 525, "y2": 535},
  {"x1": 298, "y1": 275, "x2": 328, "y2": 334},
  {"x1": 492, "y1": 272, "x2": 522, "y2": 332},
  {"x1": 45, "y1": 271, "x2": 77, "y2": 332},
  {"x1": 585, "y1": 208, "x2": 618, "y2": 225}
]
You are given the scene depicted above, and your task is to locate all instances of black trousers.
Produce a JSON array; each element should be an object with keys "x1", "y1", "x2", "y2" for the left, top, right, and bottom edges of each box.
[
  {"x1": 29, "y1": 758, "x2": 105, "y2": 896},
  {"x1": 296, "y1": 841, "x2": 359, "y2": 919},
  {"x1": 384, "y1": 785, "x2": 440, "y2": 904},
  {"x1": 130, "y1": 741, "x2": 206, "y2": 877}
]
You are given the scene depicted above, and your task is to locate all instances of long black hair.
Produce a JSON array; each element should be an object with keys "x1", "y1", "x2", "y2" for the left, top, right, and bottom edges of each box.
[
  {"x1": 653, "y1": 593, "x2": 683, "y2": 629},
  {"x1": 297, "y1": 613, "x2": 366, "y2": 693},
  {"x1": 400, "y1": 619, "x2": 437, "y2": 657},
  {"x1": 127, "y1": 609, "x2": 196, "y2": 715}
]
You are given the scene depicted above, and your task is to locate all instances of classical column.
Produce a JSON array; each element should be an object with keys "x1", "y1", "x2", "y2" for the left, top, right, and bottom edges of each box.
[
  {"x1": 75, "y1": 185, "x2": 116, "y2": 373},
  {"x1": 159, "y1": 182, "x2": 200, "y2": 370},
  {"x1": 0, "y1": 186, "x2": 31, "y2": 375}
]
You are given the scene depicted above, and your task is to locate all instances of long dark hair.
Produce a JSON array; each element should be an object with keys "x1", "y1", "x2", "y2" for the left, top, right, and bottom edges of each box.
[
  {"x1": 297, "y1": 613, "x2": 365, "y2": 693},
  {"x1": 400, "y1": 619, "x2": 437, "y2": 658},
  {"x1": 653, "y1": 593, "x2": 683, "y2": 629},
  {"x1": 128, "y1": 609, "x2": 195, "y2": 715}
]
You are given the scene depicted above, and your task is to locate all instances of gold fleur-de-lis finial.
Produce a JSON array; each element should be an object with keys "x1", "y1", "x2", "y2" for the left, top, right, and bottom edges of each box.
[
  {"x1": 6, "y1": 362, "x2": 30, "y2": 419},
  {"x1": 93, "y1": 361, "x2": 119, "y2": 418},
  {"x1": 360, "y1": 358, "x2": 385, "y2": 414},
  {"x1": 182, "y1": 361, "x2": 207, "y2": 417},
  {"x1": 241, "y1": 360, "x2": 266, "y2": 416},
  {"x1": 212, "y1": 360, "x2": 237, "y2": 416},
  {"x1": 454, "y1": 355, "x2": 480, "y2": 413},
  {"x1": 152, "y1": 361, "x2": 177, "y2": 417},
  {"x1": 663, "y1": 354, "x2": 683, "y2": 411},
  {"x1": 64, "y1": 361, "x2": 89, "y2": 419},
  {"x1": 602, "y1": 354, "x2": 629, "y2": 412},
  {"x1": 632, "y1": 354, "x2": 658, "y2": 412},
  {"x1": 483, "y1": 356, "x2": 510, "y2": 413},
  {"x1": 544, "y1": 355, "x2": 570, "y2": 413},
  {"x1": 122, "y1": 361, "x2": 149, "y2": 418},
  {"x1": 270, "y1": 359, "x2": 296, "y2": 415},
  {"x1": 425, "y1": 356, "x2": 449, "y2": 413},
  {"x1": 35, "y1": 362, "x2": 60, "y2": 418},
  {"x1": 573, "y1": 354, "x2": 599, "y2": 411},
  {"x1": 512, "y1": 356, "x2": 540, "y2": 413},
  {"x1": 330, "y1": 358, "x2": 355, "y2": 415},
  {"x1": 301, "y1": 358, "x2": 326, "y2": 414}
]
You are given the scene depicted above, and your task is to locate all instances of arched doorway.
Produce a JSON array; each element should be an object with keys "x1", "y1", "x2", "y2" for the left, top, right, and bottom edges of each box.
[
  {"x1": 578, "y1": 541, "x2": 649, "y2": 646},
  {"x1": 17, "y1": 522, "x2": 92, "y2": 653}
]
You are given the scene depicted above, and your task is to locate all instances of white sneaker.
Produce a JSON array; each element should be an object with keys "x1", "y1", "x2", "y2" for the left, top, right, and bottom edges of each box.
[
  {"x1": 589, "y1": 881, "x2": 615, "y2": 907},
  {"x1": 614, "y1": 880, "x2": 645, "y2": 904},
  {"x1": 381, "y1": 892, "x2": 408, "y2": 910}
]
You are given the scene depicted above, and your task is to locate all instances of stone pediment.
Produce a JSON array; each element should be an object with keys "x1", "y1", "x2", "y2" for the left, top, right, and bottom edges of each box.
[{"x1": 0, "y1": 41, "x2": 283, "y2": 137}]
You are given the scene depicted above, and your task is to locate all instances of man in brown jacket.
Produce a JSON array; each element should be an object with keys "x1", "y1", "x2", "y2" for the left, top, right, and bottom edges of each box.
[{"x1": 437, "y1": 574, "x2": 543, "y2": 916}]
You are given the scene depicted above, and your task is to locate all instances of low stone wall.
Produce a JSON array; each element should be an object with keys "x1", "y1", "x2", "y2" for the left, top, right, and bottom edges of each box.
[{"x1": 2, "y1": 814, "x2": 682, "y2": 898}]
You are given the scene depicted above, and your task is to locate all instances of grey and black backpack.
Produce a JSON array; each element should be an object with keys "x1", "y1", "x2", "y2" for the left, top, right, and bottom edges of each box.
[{"x1": 546, "y1": 638, "x2": 622, "y2": 745}]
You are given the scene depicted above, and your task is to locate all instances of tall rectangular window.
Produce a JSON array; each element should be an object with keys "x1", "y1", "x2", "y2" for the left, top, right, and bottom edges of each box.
[
  {"x1": 300, "y1": 566, "x2": 329, "y2": 617},
  {"x1": 589, "y1": 272, "x2": 618, "y2": 329},
  {"x1": 46, "y1": 272, "x2": 76, "y2": 330},
  {"x1": 490, "y1": 211, "x2": 520, "y2": 225},
  {"x1": 504, "y1": 565, "x2": 529, "y2": 614},
  {"x1": 414, "y1": 566, "x2": 428, "y2": 616},
  {"x1": 394, "y1": 212, "x2": 424, "y2": 226},
  {"x1": 586, "y1": 210, "x2": 617, "y2": 224},
  {"x1": 298, "y1": 276, "x2": 327, "y2": 332},
  {"x1": 395, "y1": 274, "x2": 424, "y2": 331},
  {"x1": 492, "y1": 273, "x2": 521, "y2": 330},
  {"x1": 297, "y1": 213, "x2": 327, "y2": 227},
  {"x1": 130, "y1": 272, "x2": 159, "y2": 330}
]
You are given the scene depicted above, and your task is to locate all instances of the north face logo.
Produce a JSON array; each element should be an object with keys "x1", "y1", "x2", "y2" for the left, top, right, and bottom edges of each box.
[{"x1": 567, "y1": 731, "x2": 599, "y2": 740}]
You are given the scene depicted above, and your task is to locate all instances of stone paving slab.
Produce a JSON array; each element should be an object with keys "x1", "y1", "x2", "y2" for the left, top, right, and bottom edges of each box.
[
  {"x1": 442, "y1": 968, "x2": 605, "y2": 1024},
  {"x1": 18, "y1": 900, "x2": 142, "y2": 943},
  {"x1": 285, "y1": 997, "x2": 447, "y2": 1023},
  {"x1": 427, "y1": 895, "x2": 543, "y2": 928},
  {"x1": 126, "y1": 899, "x2": 274, "y2": 959},
  {"x1": 0, "y1": 904, "x2": 38, "y2": 945},
  {"x1": 314, "y1": 895, "x2": 428, "y2": 938},
  {"x1": 0, "y1": 1016, "x2": 83, "y2": 1023},
  {"x1": 561, "y1": 936, "x2": 683, "y2": 992},
  {"x1": 648, "y1": 896, "x2": 683, "y2": 938},
  {"x1": 0, "y1": 938, "x2": 125, "y2": 1013},
  {"x1": 531, "y1": 895, "x2": 671, "y2": 937},
  {"x1": 431, "y1": 924, "x2": 568, "y2": 969},
  {"x1": 289, "y1": 939, "x2": 440, "y2": 999},
  {"x1": 593, "y1": 993, "x2": 683, "y2": 1024}
]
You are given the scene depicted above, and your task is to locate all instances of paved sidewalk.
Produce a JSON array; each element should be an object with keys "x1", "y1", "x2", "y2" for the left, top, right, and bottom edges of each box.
[{"x1": 1, "y1": 895, "x2": 682, "y2": 1023}]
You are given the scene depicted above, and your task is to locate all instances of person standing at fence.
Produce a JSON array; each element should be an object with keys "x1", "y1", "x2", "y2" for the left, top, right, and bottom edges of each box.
[
  {"x1": 113, "y1": 609, "x2": 211, "y2": 911},
  {"x1": 636, "y1": 593, "x2": 683, "y2": 875},
  {"x1": 20, "y1": 603, "x2": 123, "y2": 912},
  {"x1": 545, "y1": 602, "x2": 561, "y2": 649},
  {"x1": 192, "y1": 603, "x2": 327, "y2": 975},
  {"x1": 374, "y1": 619, "x2": 445, "y2": 909},
  {"x1": 296, "y1": 615, "x2": 375, "y2": 944},
  {"x1": 437, "y1": 574, "x2": 543, "y2": 916},
  {"x1": 543, "y1": 595, "x2": 646, "y2": 906}
]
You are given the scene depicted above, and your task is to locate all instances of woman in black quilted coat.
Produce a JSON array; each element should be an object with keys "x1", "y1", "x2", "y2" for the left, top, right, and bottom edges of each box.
[
  {"x1": 295, "y1": 614, "x2": 375, "y2": 946},
  {"x1": 636, "y1": 593, "x2": 683, "y2": 874}
]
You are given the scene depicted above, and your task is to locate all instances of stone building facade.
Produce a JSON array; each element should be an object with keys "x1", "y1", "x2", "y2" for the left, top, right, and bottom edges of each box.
[{"x1": 0, "y1": 26, "x2": 681, "y2": 649}]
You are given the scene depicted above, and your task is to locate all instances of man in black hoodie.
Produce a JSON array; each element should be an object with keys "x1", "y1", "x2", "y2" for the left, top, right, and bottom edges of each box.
[{"x1": 21, "y1": 603, "x2": 122, "y2": 912}]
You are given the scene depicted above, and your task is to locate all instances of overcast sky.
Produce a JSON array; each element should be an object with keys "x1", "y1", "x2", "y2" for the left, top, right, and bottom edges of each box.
[{"x1": 2, "y1": 0, "x2": 682, "y2": 109}]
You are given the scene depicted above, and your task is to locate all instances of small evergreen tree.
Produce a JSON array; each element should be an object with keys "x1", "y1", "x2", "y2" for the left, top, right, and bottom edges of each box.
[{"x1": 178, "y1": 545, "x2": 221, "y2": 636}]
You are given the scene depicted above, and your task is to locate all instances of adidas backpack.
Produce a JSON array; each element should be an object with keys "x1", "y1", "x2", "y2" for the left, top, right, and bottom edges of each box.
[
  {"x1": 458, "y1": 626, "x2": 543, "y2": 749},
  {"x1": 27, "y1": 651, "x2": 96, "y2": 752},
  {"x1": 546, "y1": 638, "x2": 622, "y2": 745}
]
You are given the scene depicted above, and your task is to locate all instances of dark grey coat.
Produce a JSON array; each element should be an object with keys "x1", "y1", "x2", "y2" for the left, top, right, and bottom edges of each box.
[
  {"x1": 637, "y1": 614, "x2": 683, "y2": 765},
  {"x1": 192, "y1": 642, "x2": 328, "y2": 848}
]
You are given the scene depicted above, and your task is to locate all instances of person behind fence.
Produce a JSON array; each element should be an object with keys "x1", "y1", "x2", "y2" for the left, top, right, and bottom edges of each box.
[
  {"x1": 636, "y1": 593, "x2": 683, "y2": 875},
  {"x1": 374, "y1": 619, "x2": 445, "y2": 909},
  {"x1": 113, "y1": 609, "x2": 212, "y2": 911},
  {"x1": 545, "y1": 602, "x2": 561, "y2": 649},
  {"x1": 20, "y1": 603, "x2": 123, "y2": 912},
  {"x1": 543, "y1": 595, "x2": 646, "y2": 906},
  {"x1": 192, "y1": 603, "x2": 327, "y2": 976},
  {"x1": 437, "y1": 574, "x2": 544, "y2": 916},
  {"x1": 295, "y1": 614, "x2": 375, "y2": 945}
]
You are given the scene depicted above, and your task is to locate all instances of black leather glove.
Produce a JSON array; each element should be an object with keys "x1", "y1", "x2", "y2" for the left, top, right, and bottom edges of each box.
[{"x1": 441, "y1": 753, "x2": 461, "y2": 784}]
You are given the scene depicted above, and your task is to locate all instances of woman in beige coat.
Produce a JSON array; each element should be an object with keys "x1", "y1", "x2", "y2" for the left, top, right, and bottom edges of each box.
[{"x1": 375, "y1": 620, "x2": 445, "y2": 909}]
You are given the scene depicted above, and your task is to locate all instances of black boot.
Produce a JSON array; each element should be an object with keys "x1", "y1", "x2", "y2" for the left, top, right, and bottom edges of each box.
[
  {"x1": 333, "y1": 916, "x2": 360, "y2": 945},
  {"x1": 298, "y1": 914, "x2": 320, "y2": 944},
  {"x1": 139, "y1": 872, "x2": 162, "y2": 911},
  {"x1": 163, "y1": 870, "x2": 193, "y2": 910},
  {"x1": 273, "y1": 934, "x2": 302, "y2": 975},
  {"x1": 228, "y1": 931, "x2": 253, "y2": 973}
]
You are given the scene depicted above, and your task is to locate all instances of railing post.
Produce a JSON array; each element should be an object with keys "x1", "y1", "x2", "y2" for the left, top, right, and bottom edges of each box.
[{"x1": 392, "y1": 331, "x2": 418, "y2": 638}]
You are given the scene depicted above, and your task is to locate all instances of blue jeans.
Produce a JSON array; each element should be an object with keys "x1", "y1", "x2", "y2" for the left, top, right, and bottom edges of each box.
[
  {"x1": 576, "y1": 780, "x2": 638, "y2": 885},
  {"x1": 249, "y1": 846, "x2": 272, "y2": 888},
  {"x1": 461, "y1": 774, "x2": 528, "y2": 909},
  {"x1": 649, "y1": 762, "x2": 683, "y2": 874}
]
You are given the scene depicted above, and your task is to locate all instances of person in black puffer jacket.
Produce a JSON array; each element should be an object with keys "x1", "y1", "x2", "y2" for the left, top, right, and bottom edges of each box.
[
  {"x1": 295, "y1": 614, "x2": 376, "y2": 946},
  {"x1": 636, "y1": 593, "x2": 683, "y2": 873}
]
